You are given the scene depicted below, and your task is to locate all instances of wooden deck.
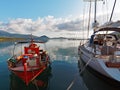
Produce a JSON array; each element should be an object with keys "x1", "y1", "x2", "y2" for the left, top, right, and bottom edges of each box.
[{"x1": 106, "y1": 62, "x2": 120, "y2": 68}]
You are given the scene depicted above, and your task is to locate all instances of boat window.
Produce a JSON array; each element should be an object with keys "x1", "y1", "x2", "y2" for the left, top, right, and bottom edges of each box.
[
  {"x1": 106, "y1": 36, "x2": 112, "y2": 39},
  {"x1": 93, "y1": 34, "x2": 104, "y2": 45},
  {"x1": 104, "y1": 35, "x2": 116, "y2": 41}
]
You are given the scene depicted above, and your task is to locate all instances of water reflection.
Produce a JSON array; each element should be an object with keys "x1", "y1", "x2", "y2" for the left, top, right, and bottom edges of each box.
[
  {"x1": 0, "y1": 42, "x2": 13, "y2": 48},
  {"x1": 1, "y1": 39, "x2": 85, "y2": 90},
  {"x1": 10, "y1": 66, "x2": 52, "y2": 90},
  {"x1": 46, "y1": 40, "x2": 79, "y2": 63},
  {"x1": 78, "y1": 59, "x2": 120, "y2": 90},
  {"x1": 0, "y1": 42, "x2": 13, "y2": 53}
]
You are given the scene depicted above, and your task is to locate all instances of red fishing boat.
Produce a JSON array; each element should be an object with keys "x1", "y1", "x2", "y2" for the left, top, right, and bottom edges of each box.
[{"x1": 7, "y1": 39, "x2": 50, "y2": 85}]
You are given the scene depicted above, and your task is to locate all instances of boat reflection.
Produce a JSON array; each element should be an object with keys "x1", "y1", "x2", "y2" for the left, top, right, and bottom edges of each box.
[
  {"x1": 10, "y1": 66, "x2": 52, "y2": 90},
  {"x1": 78, "y1": 59, "x2": 120, "y2": 90}
]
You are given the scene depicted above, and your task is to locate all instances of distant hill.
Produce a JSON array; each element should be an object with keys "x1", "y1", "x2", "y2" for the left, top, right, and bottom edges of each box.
[
  {"x1": 0, "y1": 30, "x2": 85, "y2": 41},
  {"x1": 36, "y1": 35, "x2": 49, "y2": 42},
  {"x1": 51, "y1": 37, "x2": 68, "y2": 39},
  {"x1": 0, "y1": 30, "x2": 11, "y2": 36},
  {"x1": 0, "y1": 30, "x2": 50, "y2": 42},
  {"x1": 0, "y1": 30, "x2": 37, "y2": 39}
]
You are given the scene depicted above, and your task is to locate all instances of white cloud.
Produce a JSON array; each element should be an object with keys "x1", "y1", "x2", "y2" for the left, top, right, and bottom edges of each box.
[
  {"x1": 0, "y1": 13, "x2": 119, "y2": 38},
  {"x1": 0, "y1": 15, "x2": 85, "y2": 38}
]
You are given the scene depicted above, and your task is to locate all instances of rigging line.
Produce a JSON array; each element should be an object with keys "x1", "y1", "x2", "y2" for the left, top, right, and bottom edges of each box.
[
  {"x1": 80, "y1": 55, "x2": 93, "y2": 74},
  {"x1": 105, "y1": 0, "x2": 109, "y2": 22},
  {"x1": 106, "y1": 0, "x2": 116, "y2": 35},
  {"x1": 66, "y1": 55, "x2": 93, "y2": 90},
  {"x1": 33, "y1": 79, "x2": 39, "y2": 90},
  {"x1": 21, "y1": 43, "x2": 22, "y2": 55},
  {"x1": 12, "y1": 42, "x2": 17, "y2": 57},
  {"x1": 102, "y1": 0, "x2": 106, "y2": 25},
  {"x1": 66, "y1": 73, "x2": 79, "y2": 90},
  {"x1": 82, "y1": 2, "x2": 87, "y2": 44},
  {"x1": 79, "y1": 46, "x2": 94, "y2": 74},
  {"x1": 87, "y1": 0, "x2": 92, "y2": 39},
  {"x1": 85, "y1": 4, "x2": 89, "y2": 39},
  {"x1": 82, "y1": 2, "x2": 85, "y2": 42},
  {"x1": 109, "y1": 0, "x2": 117, "y2": 22}
]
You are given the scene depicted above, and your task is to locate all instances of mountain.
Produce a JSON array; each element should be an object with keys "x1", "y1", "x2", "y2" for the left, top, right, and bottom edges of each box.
[
  {"x1": 36, "y1": 35, "x2": 49, "y2": 42},
  {"x1": 0, "y1": 30, "x2": 37, "y2": 38},
  {"x1": 0, "y1": 30, "x2": 50, "y2": 42},
  {"x1": 51, "y1": 37, "x2": 68, "y2": 39},
  {"x1": 0, "y1": 30, "x2": 11, "y2": 36}
]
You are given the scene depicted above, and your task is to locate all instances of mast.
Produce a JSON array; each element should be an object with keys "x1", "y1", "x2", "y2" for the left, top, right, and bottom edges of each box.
[
  {"x1": 84, "y1": 0, "x2": 102, "y2": 32},
  {"x1": 93, "y1": 0, "x2": 97, "y2": 32},
  {"x1": 94, "y1": 0, "x2": 97, "y2": 23}
]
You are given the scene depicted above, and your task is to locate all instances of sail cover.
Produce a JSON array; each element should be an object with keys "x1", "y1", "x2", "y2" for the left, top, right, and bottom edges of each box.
[{"x1": 94, "y1": 27, "x2": 120, "y2": 33}]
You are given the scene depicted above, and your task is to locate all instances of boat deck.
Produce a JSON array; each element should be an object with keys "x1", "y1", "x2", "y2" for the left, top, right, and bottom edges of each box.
[
  {"x1": 80, "y1": 45, "x2": 120, "y2": 68},
  {"x1": 95, "y1": 55, "x2": 120, "y2": 68},
  {"x1": 105, "y1": 62, "x2": 120, "y2": 68},
  {"x1": 95, "y1": 55, "x2": 120, "y2": 61}
]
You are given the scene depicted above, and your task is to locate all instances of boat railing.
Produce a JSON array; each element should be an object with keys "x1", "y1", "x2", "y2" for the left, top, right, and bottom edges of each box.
[
  {"x1": 7, "y1": 55, "x2": 18, "y2": 68},
  {"x1": 93, "y1": 43, "x2": 120, "y2": 63}
]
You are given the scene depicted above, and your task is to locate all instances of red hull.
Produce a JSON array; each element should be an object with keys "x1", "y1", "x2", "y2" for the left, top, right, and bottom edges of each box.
[{"x1": 10, "y1": 66, "x2": 46, "y2": 85}]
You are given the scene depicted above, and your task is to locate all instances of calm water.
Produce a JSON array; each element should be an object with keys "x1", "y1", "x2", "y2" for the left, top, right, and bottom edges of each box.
[
  {"x1": 0, "y1": 39, "x2": 118, "y2": 90},
  {"x1": 0, "y1": 40, "x2": 87, "y2": 90}
]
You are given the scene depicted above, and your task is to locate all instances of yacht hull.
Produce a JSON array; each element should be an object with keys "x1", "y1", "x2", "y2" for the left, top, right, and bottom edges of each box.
[{"x1": 79, "y1": 46, "x2": 120, "y2": 86}]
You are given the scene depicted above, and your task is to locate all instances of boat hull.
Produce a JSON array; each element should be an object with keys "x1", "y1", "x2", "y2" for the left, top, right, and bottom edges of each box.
[
  {"x1": 9, "y1": 66, "x2": 47, "y2": 85},
  {"x1": 79, "y1": 58, "x2": 120, "y2": 87},
  {"x1": 79, "y1": 46, "x2": 120, "y2": 86},
  {"x1": 10, "y1": 66, "x2": 52, "y2": 90}
]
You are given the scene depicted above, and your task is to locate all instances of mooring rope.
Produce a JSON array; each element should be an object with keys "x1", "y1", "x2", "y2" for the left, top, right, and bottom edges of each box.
[
  {"x1": 79, "y1": 55, "x2": 93, "y2": 75},
  {"x1": 66, "y1": 46, "x2": 94, "y2": 90},
  {"x1": 66, "y1": 73, "x2": 79, "y2": 90},
  {"x1": 34, "y1": 80, "x2": 39, "y2": 90}
]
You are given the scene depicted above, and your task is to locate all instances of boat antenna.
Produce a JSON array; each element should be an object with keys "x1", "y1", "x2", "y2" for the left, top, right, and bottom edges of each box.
[
  {"x1": 109, "y1": 0, "x2": 117, "y2": 22},
  {"x1": 92, "y1": 0, "x2": 99, "y2": 32},
  {"x1": 30, "y1": 34, "x2": 34, "y2": 44}
]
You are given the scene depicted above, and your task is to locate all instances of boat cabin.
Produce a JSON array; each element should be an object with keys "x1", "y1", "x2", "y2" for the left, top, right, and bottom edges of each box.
[{"x1": 91, "y1": 27, "x2": 120, "y2": 68}]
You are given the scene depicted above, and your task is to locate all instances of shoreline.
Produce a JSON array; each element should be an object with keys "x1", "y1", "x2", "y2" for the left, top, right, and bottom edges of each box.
[{"x1": 0, "y1": 37, "x2": 25, "y2": 42}]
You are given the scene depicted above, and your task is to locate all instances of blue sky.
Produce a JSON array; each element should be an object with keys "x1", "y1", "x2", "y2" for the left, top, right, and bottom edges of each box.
[
  {"x1": 0, "y1": 0, "x2": 83, "y2": 21},
  {"x1": 0, "y1": 0, "x2": 119, "y2": 38}
]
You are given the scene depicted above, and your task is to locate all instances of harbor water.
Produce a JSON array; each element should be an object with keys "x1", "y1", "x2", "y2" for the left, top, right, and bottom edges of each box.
[{"x1": 0, "y1": 39, "x2": 118, "y2": 90}]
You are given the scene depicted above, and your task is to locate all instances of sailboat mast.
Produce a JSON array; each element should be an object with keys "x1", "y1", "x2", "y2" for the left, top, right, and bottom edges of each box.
[
  {"x1": 93, "y1": 0, "x2": 97, "y2": 32},
  {"x1": 94, "y1": 0, "x2": 97, "y2": 23}
]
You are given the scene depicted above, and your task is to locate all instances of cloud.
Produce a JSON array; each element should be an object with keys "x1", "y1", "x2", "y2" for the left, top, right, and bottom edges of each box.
[
  {"x1": 55, "y1": 19, "x2": 82, "y2": 31},
  {"x1": 0, "y1": 15, "x2": 85, "y2": 38},
  {"x1": 0, "y1": 2, "x2": 120, "y2": 38}
]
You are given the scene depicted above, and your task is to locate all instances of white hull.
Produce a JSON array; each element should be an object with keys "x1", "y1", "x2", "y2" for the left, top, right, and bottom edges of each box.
[{"x1": 79, "y1": 45, "x2": 120, "y2": 84}]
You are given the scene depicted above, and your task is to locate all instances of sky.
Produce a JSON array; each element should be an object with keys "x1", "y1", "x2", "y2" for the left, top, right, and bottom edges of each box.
[{"x1": 0, "y1": 0, "x2": 119, "y2": 38}]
